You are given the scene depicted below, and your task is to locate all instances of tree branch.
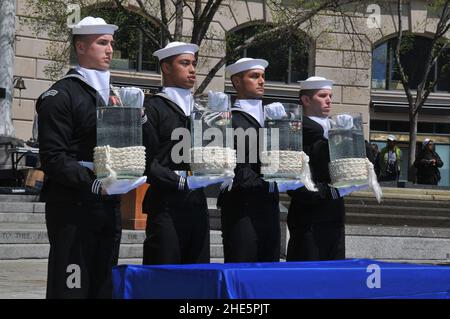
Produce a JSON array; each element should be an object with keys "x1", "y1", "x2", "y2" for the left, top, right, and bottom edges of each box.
[
  {"x1": 174, "y1": 0, "x2": 184, "y2": 40},
  {"x1": 112, "y1": 0, "x2": 161, "y2": 48},
  {"x1": 195, "y1": 0, "x2": 223, "y2": 46},
  {"x1": 195, "y1": 55, "x2": 228, "y2": 94},
  {"x1": 191, "y1": 0, "x2": 202, "y2": 43},
  {"x1": 131, "y1": 0, "x2": 173, "y2": 43},
  {"x1": 393, "y1": 0, "x2": 415, "y2": 111},
  {"x1": 195, "y1": 0, "x2": 360, "y2": 92}
]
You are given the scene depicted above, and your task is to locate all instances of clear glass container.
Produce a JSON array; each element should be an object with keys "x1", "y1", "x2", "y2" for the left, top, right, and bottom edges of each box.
[
  {"x1": 262, "y1": 103, "x2": 303, "y2": 181},
  {"x1": 328, "y1": 112, "x2": 367, "y2": 187},
  {"x1": 190, "y1": 92, "x2": 235, "y2": 176},
  {"x1": 95, "y1": 88, "x2": 144, "y2": 179},
  {"x1": 97, "y1": 107, "x2": 142, "y2": 148}
]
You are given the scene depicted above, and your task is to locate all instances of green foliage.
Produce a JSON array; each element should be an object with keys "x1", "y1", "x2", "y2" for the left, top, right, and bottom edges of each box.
[
  {"x1": 226, "y1": 24, "x2": 310, "y2": 82},
  {"x1": 25, "y1": 0, "x2": 161, "y2": 79}
]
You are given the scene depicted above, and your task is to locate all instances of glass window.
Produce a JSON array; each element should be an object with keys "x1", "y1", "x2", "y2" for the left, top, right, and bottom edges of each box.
[
  {"x1": 437, "y1": 48, "x2": 450, "y2": 92},
  {"x1": 418, "y1": 122, "x2": 435, "y2": 134},
  {"x1": 370, "y1": 119, "x2": 388, "y2": 131},
  {"x1": 390, "y1": 121, "x2": 409, "y2": 133},
  {"x1": 435, "y1": 144, "x2": 450, "y2": 186},
  {"x1": 227, "y1": 25, "x2": 310, "y2": 83},
  {"x1": 389, "y1": 36, "x2": 435, "y2": 90},
  {"x1": 371, "y1": 35, "x2": 448, "y2": 92},
  {"x1": 372, "y1": 42, "x2": 387, "y2": 89},
  {"x1": 436, "y1": 123, "x2": 450, "y2": 134}
]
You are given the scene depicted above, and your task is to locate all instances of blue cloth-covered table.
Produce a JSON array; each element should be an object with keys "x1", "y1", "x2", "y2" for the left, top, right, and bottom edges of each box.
[{"x1": 112, "y1": 259, "x2": 450, "y2": 299}]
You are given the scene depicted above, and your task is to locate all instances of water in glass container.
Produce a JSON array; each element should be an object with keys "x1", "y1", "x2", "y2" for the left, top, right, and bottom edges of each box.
[
  {"x1": 95, "y1": 88, "x2": 145, "y2": 179},
  {"x1": 262, "y1": 103, "x2": 303, "y2": 181},
  {"x1": 328, "y1": 112, "x2": 367, "y2": 187},
  {"x1": 190, "y1": 92, "x2": 235, "y2": 176}
]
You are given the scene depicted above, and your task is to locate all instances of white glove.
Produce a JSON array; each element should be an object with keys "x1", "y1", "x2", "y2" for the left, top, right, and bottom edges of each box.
[
  {"x1": 103, "y1": 176, "x2": 147, "y2": 195},
  {"x1": 276, "y1": 180, "x2": 304, "y2": 193},
  {"x1": 265, "y1": 102, "x2": 287, "y2": 120},
  {"x1": 220, "y1": 177, "x2": 234, "y2": 191},
  {"x1": 187, "y1": 175, "x2": 228, "y2": 190},
  {"x1": 208, "y1": 91, "x2": 229, "y2": 112},
  {"x1": 119, "y1": 87, "x2": 145, "y2": 108},
  {"x1": 337, "y1": 184, "x2": 369, "y2": 197},
  {"x1": 335, "y1": 114, "x2": 354, "y2": 129}
]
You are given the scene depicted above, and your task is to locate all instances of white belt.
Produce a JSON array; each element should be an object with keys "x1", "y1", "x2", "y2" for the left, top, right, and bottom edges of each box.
[{"x1": 78, "y1": 161, "x2": 94, "y2": 171}]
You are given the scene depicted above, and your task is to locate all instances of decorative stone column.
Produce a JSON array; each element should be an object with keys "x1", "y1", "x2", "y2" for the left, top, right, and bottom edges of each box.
[{"x1": 0, "y1": 0, "x2": 16, "y2": 137}]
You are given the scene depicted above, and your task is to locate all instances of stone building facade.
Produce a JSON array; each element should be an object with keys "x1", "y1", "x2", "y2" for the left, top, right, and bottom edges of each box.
[{"x1": 10, "y1": 0, "x2": 450, "y2": 185}]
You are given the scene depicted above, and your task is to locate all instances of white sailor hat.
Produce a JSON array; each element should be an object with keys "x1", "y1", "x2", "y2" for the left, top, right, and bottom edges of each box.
[
  {"x1": 225, "y1": 58, "x2": 269, "y2": 77},
  {"x1": 69, "y1": 16, "x2": 118, "y2": 35},
  {"x1": 299, "y1": 76, "x2": 334, "y2": 90},
  {"x1": 153, "y1": 42, "x2": 199, "y2": 61}
]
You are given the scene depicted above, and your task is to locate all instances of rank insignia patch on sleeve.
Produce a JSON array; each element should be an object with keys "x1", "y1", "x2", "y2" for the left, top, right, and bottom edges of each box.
[{"x1": 42, "y1": 89, "x2": 58, "y2": 99}]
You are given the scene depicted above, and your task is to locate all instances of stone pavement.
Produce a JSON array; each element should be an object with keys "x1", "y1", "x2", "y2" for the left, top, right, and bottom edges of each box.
[
  {"x1": 0, "y1": 258, "x2": 225, "y2": 299},
  {"x1": 0, "y1": 258, "x2": 141, "y2": 299}
]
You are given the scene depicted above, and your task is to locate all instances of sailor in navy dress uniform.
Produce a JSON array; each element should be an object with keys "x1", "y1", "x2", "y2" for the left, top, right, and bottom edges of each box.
[
  {"x1": 217, "y1": 58, "x2": 281, "y2": 262},
  {"x1": 286, "y1": 76, "x2": 346, "y2": 261},
  {"x1": 36, "y1": 17, "x2": 142, "y2": 298},
  {"x1": 142, "y1": 42, "x2": 224, "y2": 265}
]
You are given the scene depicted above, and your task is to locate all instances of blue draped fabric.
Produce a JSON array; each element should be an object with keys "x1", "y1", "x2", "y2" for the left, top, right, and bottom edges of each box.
[{"x1": 113, "y1": 259, "x2": 450, "y2": 299}]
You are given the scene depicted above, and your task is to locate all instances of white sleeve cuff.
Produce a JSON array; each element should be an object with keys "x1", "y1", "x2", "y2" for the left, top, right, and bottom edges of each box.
[
  {"x1": 92, "y1": 179, "x2": 102, "y2": 195},
  {"x1": 178, "y1": 176, "x2": 186, "y2": 191},
  {"x1": 269, "y1": 181, "x2": 275, "y2": 193}
]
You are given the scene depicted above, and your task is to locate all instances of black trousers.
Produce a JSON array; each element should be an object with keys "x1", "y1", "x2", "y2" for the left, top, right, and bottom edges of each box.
[
  {"x1": 221, "y1": 199, "x2": 280, "y2": 263},
  {"x1": 286, "y1": 197, "x2": 345, "y2": 261},
  {"x1": 45, "y1": 200, "x2": 122, "y2": 299},
  {"x1": 286, "y1": 222, "x2": 345, "y2": 261},
  {"x1": 142, "y1": 200, "x2": 210, "y2": 265}
]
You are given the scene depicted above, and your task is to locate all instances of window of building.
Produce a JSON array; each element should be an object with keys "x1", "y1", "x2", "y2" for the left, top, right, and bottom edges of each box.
[
  {"x1": 227, "y1": 24, "x2": 310, "y2": 84},
  {"x1": 417, "y1": 122, "x2": 435, "y2": 134},
  {"x1": 71, "y1": 7, "x2": 161, "y2": 73},
  {"x1": 390, "y1": 121, "x2": 410, "y2": 133},
  {"x1": 371, "y1": 120, "x2": 450, "y2": 135},
  {"x1": 371, "y1": 35, "x2": 450, "y2": 92}
]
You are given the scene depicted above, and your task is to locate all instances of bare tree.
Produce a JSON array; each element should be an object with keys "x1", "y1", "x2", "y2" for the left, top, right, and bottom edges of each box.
[
  {"x1": 26, "y1": 0, "x2": 360, "y2": 93},
  {"x1": 196, "y1": 0, "x2": 361, "y2": 93},
  {"x1": 390, "y1": 0, "x2": 450, "y2": 181}
]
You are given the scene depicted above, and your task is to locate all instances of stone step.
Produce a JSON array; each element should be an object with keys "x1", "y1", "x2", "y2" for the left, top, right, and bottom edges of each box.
[
  {"x1": 0, "y1": 202, "x2": 45, "y2": 214},
  {"x1": 344, "y1": 196, "x2": 450, "y2": 209},
  {"x1": 0, "y1": 240, "x2": 225, "y2": 260},
  {"x1": 350, "y1": 191, "x2": 450, "y2": 202},
  {"x1": 2, "y1": 225, "x2": 450, "y2": 263},
  {"x1": 346, "y1": 225, "x2": 450, "y2": 238},
  {"x1": 0, "y1": 244, "x2": 50, "y2": 259},
  {"x1": 345, "y1": 204, "x2": 450, "y2": 217},
  {"x1": 376, "y1": 187, "x2": 450, "y2": 196},
  {"x1": 0, "y1": 226, "x2": 223, "y2": 245},
  {"x1": 0, "y1": 244, "x2": 153, "y2": 260},
  {"x1": 346, "y1": 225, "x2": 450, "y2": 263},
  {"x1": 345, "y1": 205, "x2": 450, "y2": 227},
  {"x1": 346, "y1": 235, "x2": 450, "y2": 263},
  {"x1": 0, "y1": 213, "x2": 45, "y2": 223},
  {"x1": 0, "y1": 194, "x2": 40, "y2": 202}
]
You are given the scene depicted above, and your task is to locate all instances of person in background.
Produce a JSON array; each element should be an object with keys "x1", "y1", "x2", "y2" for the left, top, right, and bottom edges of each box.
[
  {"x1": 370, "y1": 143, "x2": 381, "y2": 178},
  {"x1": 379, "y1": 135, "x2": 402, "y2": 182},
  {"x1": 414, "y1": 138, "x2": 443, "y2": 185}
]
